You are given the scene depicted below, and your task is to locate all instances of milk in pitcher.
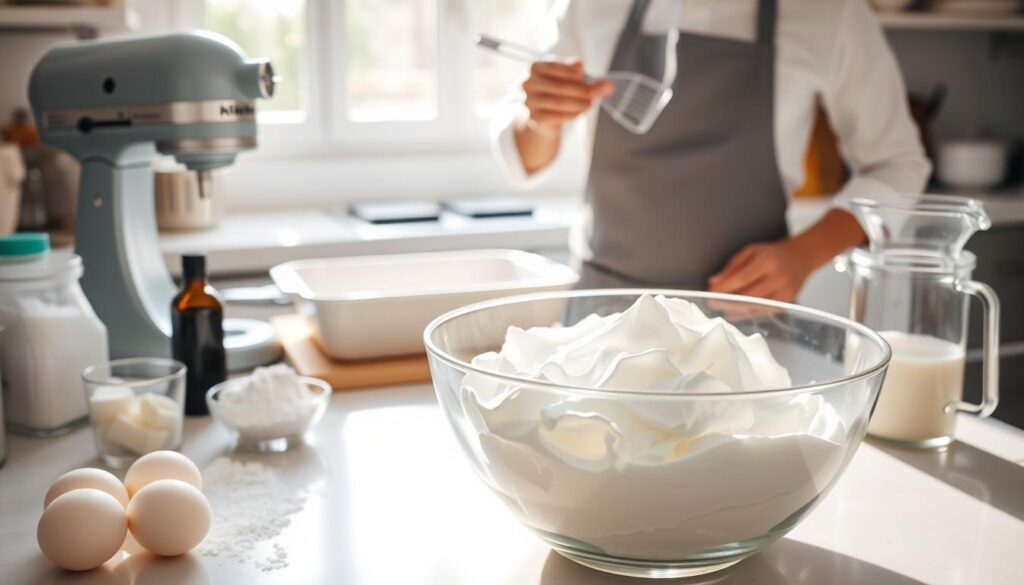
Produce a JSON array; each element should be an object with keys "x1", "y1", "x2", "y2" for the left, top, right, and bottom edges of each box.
[{"x1": 868, "y1": 332, "x2": 965, "y2": 444}]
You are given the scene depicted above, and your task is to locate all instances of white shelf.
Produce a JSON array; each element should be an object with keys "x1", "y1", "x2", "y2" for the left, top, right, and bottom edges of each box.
[
  {"x1": 0, "y1": 4, "x2": 137, "y2": 35},
  {"x1": 878, "y1": 11, "x2": 1024, "y2": 31}
]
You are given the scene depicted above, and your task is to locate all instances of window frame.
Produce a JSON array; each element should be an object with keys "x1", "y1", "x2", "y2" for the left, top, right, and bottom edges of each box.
[
  {"x1": 176, "y1": 0, "x2": 495, "y2": 152},
  {"x1": 168, "y1": 0, "x2": 584, "y2": 208}
]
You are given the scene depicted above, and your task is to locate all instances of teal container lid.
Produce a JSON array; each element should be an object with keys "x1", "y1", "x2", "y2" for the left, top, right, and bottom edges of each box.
[{"x1": 0, "y1": 233, "x2": 50, "y2": 257}]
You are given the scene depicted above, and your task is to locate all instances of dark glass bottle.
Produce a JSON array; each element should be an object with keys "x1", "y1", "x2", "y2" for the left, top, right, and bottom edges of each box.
[{"x1": 171, "y1": 253, "x2": 226, "y2": 416}]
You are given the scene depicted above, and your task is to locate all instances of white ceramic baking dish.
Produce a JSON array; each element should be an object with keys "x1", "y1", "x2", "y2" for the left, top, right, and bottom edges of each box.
[{"x1": 270, "y1": 249, "x2": 579, "y2": 360}]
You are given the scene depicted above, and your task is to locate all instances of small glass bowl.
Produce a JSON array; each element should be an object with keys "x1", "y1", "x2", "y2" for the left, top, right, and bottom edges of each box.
[
  {"x1": 82, "y1": 358, "x2": 187, "y2": 469},
  {"x1": 206, "y1": 376, "x2": 330, "y2": 452}
]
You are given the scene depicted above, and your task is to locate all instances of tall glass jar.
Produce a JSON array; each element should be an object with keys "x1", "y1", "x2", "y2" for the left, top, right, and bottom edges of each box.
[{"x1": 0, "y1": 233, "x2": 108, "y2": 436}]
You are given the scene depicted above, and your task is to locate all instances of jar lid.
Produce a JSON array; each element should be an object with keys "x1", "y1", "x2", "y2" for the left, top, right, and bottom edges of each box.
[
  {"x1": 0, "y1": 249, "x2": 81, "y2": 282},
  {"x1": 0, "y1": 232, "x2": 49, "y2": 258}
]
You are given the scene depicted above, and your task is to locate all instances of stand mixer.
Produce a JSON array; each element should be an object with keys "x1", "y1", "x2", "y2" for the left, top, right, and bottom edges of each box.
[{"x1": 28, "y1": 31, "x2": 280, "y2": 368}]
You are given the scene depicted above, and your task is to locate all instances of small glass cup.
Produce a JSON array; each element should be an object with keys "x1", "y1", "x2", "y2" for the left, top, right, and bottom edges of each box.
[{"x1": 82, "y1": 358, "x2": 187, "y2": 469}]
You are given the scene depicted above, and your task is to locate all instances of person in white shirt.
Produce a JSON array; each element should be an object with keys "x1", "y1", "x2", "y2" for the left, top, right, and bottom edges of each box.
[{"x1": 492, "y1": 0, "x2": 930, "y2": 300}]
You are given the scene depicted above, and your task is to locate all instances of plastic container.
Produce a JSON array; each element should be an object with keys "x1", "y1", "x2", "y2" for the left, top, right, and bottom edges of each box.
[
  {"x1": 0, "y1": 233, "x2": 108, "y2": 436},
  {"x1": 271, "y1": 250, "x2": 579, "y2": 360},
  {"x1": 83, "y1": 358, "x2": 186, "y2": 469},
  {"x1": 425, "y1": 290, "x2": 890, "y2": 579}
]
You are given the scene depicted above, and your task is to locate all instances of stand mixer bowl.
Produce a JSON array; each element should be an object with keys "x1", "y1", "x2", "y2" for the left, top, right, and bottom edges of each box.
[{"x1": 424, "y1": 290, "x2": 890, "y2": 579}]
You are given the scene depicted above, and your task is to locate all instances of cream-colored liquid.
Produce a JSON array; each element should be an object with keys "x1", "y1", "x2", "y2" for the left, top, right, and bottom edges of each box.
[{"x1": 868, "y1": 332, "x2": 965, "y2": 443}]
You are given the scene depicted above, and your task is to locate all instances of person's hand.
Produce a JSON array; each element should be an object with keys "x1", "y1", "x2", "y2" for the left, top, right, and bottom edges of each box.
[
  {"x1": 707, "y1": 238, "x2": 817, "y2": 302},
  {"x1": 521, "y1": 59, "x2": 613, "y2": 131}
]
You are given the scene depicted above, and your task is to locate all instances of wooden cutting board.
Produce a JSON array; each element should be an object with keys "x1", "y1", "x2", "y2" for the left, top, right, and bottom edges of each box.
[{"x1": 270, "y1": 315, "x2": 432, "y2": 391}]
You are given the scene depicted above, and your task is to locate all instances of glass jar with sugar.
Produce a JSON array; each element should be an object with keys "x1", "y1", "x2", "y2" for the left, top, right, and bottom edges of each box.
[{"x1": 0, "y1": 233, "x2": 108, "y2": 436}]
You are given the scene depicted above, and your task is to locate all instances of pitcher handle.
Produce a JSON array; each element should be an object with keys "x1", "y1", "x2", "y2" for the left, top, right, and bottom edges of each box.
[{"x1": 955, "y1": 280, "x2": 1000, "y2": 417}]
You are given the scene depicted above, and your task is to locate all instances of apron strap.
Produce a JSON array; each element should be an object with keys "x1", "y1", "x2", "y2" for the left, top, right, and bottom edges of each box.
[
  {"x1": 625, "y1": 0, "x2": 775, "y2": 46},
  {"x1": 612, "y1": 0, "x2": 773, "y2": 84},
  {"x1": 622, "y1": 0, "x2": 651, "y2": 42},
  {"x1": 756, "y1": 0, "x2": 778, "y2": 45}
]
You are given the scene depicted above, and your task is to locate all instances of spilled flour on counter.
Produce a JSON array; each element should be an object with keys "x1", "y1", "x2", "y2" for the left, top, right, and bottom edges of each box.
[{"x1": 198, "y1": 458, "x2": 308, "y2": 572}]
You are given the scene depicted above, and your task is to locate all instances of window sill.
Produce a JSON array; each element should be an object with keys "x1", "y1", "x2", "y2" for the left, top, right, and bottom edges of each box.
[
  {"x1": 215, "y1": 115, "x2": 593, "y2": 210},
  {"x1": 159, "y1": 195, "x2": 578, "y2": 277}
]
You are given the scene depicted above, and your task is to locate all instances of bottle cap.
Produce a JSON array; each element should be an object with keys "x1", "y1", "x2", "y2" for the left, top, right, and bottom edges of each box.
[
  {"x1": 0, "y1": 232, "x2": 49, "y2": 259},
  {"x1": 181, "y1": 253, "x2": 207, "y2": 281}
]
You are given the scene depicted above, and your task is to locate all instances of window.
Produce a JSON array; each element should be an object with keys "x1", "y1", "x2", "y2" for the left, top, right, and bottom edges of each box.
[
  {"x1": 193, "y1": 0, "x2": 552, "y2": 146},
  {"x1": 174, "y1": 0, "x2": 586, "y2": 207},
  {"x1": 345, "y1": 0, "x2": 438, "y2": 122},
  {"x1": 205, "y1": 0, "x2": 309, "y2": 120},
  {"x1": 473, "y1": 0, "x2": 550, "y2": 117}
]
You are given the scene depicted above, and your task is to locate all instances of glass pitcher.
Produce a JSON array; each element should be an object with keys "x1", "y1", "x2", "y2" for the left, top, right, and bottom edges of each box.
[{"x1": 835, "y1": 195, "x2": 999, "y2": 449}]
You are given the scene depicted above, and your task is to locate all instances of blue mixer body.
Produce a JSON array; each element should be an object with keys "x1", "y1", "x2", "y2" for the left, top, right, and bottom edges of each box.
[{"x1": 28, "y1": 31, "x2": 273, "y2": 361}]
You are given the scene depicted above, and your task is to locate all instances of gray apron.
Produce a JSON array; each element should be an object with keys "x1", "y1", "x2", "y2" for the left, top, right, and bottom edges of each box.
[{"x1": 579, "y1": 0, "x2": 789, "y2": 290}]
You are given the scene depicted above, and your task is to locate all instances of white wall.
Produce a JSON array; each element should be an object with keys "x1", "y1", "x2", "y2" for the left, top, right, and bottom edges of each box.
[
  {"x1": 0, "y1": 1, "x2": 177, "y2": 123},
  {"x1": 888, "y1": 30, "x2": 1024, "y2": 186},
  {"x1": 0, "y1": 33, "x2": 56, "y2": 116},
  {"x1": 888, "y1": 30, "x2": 1024, "y2": 143}
]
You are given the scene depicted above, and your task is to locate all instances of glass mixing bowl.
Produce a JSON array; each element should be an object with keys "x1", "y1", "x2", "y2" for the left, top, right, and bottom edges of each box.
[{"x1": 424, "y1": 290, "x2": 890, "y2": 579}]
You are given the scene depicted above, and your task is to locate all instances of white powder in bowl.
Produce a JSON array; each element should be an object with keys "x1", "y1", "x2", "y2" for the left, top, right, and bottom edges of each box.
[
  {"x1": 217, "y1": 365, "x2": 323, "y2": 440},
  {"x1": 198, "y1": 457, "x2": 309, "y2": 572}
]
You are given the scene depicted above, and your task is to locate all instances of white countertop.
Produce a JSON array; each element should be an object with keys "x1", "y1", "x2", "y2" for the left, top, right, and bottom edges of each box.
[
  {"x1": 159, "y1": 202, "x2": 577, "y2": 277},
  {"x1": 2, "y1": 384, "x2": 1023, "y2": 585},
  {"x1": 160, "y1": 191, "x2": 1024, "y2": 278}
]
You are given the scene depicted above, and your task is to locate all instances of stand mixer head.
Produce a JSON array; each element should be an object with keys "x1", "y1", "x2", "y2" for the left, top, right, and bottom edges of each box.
[
  {"x1": 30, "y1": 31, "x2": 275, "y2": 191},
  {"x1": 28, "y1": 31, "x2": 276, "y2": 363}
]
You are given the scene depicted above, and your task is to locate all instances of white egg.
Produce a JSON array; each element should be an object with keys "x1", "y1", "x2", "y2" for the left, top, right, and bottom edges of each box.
[
  {"x1": 37, "y1": 488, "x2": 127, "y2": 571},
  {"x1": 123, "y1": 451, "x2": 202, "y2": 497},
  {"x1": 44, "y1": 468, "x2": 130, "y2": 509},
  {"x1": 127, "y1": 479, "x2": 211, "y2": 556}
]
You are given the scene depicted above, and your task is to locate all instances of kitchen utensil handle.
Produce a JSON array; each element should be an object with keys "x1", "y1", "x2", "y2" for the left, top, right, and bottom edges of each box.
[
  {"x1": 476, "y1": 34, "x2": 597, "y2": 83},
  {"x1": 956, "y1": 280, "x2": 1000, "y2": 417},
  {"x1": 476, "y1": 34, "x2": 543, "y2": 64}
]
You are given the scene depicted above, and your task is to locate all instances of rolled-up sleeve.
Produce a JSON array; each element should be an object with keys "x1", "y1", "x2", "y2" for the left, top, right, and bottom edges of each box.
[
  {"x1": 490, "y1": 0, "x2": 584, "y2": 188},
  {"x1": 824, "y1": 0, "x2": 932, "y2": 205}
]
